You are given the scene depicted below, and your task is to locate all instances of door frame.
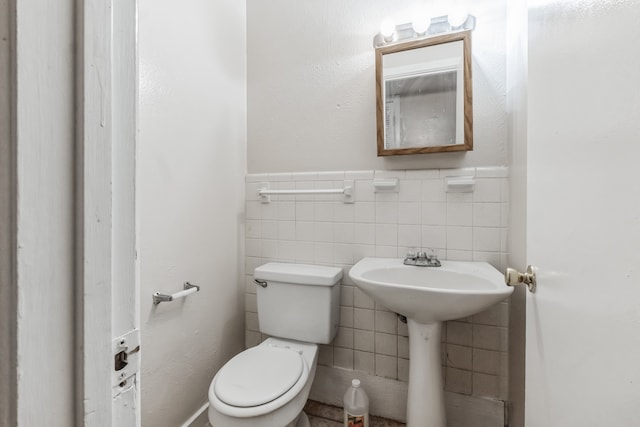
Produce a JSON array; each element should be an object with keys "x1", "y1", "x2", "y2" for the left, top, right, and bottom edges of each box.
[{"x1": 76, "y1": 0, "x2": 139, "y2": 425}]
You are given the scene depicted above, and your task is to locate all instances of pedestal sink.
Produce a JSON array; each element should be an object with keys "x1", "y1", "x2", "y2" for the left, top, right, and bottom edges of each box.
[{"x1": 349, "y1": 258, "x2": 513, "y2": 427}]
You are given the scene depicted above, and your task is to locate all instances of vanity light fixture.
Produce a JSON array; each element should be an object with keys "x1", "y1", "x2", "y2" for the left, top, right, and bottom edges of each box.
[{"x1": 374, "y1": 13, "x2": 476, "y2": 47}]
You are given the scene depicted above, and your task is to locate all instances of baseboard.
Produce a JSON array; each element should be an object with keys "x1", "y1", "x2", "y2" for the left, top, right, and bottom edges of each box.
[
  {"x1": 310, "y1": 365, "x2": 504, "y2": 427},
  {"x1": 181, "y1": 402, "x2": 209, "y2": 427}
]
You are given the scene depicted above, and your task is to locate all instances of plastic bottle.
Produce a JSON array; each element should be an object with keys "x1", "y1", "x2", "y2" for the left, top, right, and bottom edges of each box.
[{"x1": 343, "y1": 379, "x2": 369, "y2": 427}]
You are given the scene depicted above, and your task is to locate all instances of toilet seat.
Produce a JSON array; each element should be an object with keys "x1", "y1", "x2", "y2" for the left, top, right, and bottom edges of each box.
[{"x1": 214, "y1": 345, "x2": 304, "y2": 408}]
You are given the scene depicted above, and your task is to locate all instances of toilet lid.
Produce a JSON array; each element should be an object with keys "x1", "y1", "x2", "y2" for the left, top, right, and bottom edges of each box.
[{"x1": 214, "y1": 345, "x2": 304, "y2": 408}]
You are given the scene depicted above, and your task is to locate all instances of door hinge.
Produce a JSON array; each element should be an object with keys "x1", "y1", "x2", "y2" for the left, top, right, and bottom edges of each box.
[{"x1": 112, "y1": 329, "x2": 140, "y2": 395}]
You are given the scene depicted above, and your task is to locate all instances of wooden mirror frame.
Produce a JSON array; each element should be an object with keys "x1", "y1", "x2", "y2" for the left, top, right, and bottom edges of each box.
[{"x1": 376, "y1": 30, "x2": 473, "y2": 156}]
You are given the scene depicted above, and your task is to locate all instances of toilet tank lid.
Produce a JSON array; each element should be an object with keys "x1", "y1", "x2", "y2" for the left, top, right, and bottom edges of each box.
[{"x1": 254, "y1": 263, "x2": 343, "y2": 286}]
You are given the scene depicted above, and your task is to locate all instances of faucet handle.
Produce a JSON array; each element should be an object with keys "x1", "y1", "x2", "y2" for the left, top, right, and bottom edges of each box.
[
  {"x1": 425, "y1": 247, "x2": 438, "y2": 260},
  {"x1": 406, "y1": 247, "x2": 417, "y2": 259}
]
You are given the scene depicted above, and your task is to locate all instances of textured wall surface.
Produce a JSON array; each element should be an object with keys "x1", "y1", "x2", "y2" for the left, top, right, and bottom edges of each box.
[
  {"x1": 244, "y1": 167, "x2": 510, "y2": 421},
  {"x1": 138, "y1": 1, "x2": 247, "y2": 425},
  {"x1": 247, "y1": 0, "x2": 507, "y2": 173}
]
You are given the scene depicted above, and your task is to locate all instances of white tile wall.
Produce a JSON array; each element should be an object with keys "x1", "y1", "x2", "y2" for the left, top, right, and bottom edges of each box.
[{"x1": 244, "y1": 167, "x2": 510, "y2": 400}]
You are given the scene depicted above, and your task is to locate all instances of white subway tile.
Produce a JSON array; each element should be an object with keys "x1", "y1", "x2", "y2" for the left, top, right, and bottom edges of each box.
[
  {"x1": 354, "y1": 308, "x2": 375, "y2": 330},
  {"x1": 474, "y1": 178, "x2": 502, "y2": 202},
  {"x1": 277, "y1": 241, "x2": 297, "y2": 261},
  {"x1": 333, "y1": 348, "x2": 354, "y2": 370},
  {"x1": 246, "y1": 239, "x2": 261, "y2": 257},
  {"x1": 261, "y1": 202, "x2": 278, "y2": 220},
  {"x1": 447, "y1": 226, "x2": 473, "y2": 250},
  {"x1": 354, "y1": 223, "x2": 375, "y2": 245},
  {"x1": 375, "y1": 170, "x2": 405, "y2": 179},
  {"x1": 447, "y1": 192, "x2": 473, "y2": 202},
  {"x1": 421, "y1": 202, "x2": 446, "y2": 226},
  {"x1": 333, "y1": 223, "x2": 355, "y2": 244},
  {"x1": 375, "y1": 245, "x2": 397, "y2": 258},
  {"x1": 354, "y1": 351, "x2": 375, "y2": 374},
  {"x1": 375, "y1": 224, "x2": 397, "y2": 246},
  {"x1": 398, "y1": 225, "x2": 421, "y2": 248},
  {"x1": 345, "y1": 170, "x2": 374, "y2": 180},
  {"x1": 375, "y1": 333, "x2": 397, "y2": 356},
  {"x1": 266, "y1": 172, "x2": 293, "y2": 181},
  {"x1": 375, "y1": 354, "x2": 397, "y2": 379},
  {"x1": 398, "y1": 202, "x2": 421, "y2": 225},
  {"x1": 445, "y1": 367, "x2": 472, "y2": 394},
  {"x1": 334, "y1": 327, "x2": 354, "y2": 349},
  {"x1": 354, "y1": 330, "x2": 375, "y2": 352},
  {"x1": 354, "y1": 202, "x2": 375, "y2": 223},
  {"x1": 447, "y1": 202, "x2": 473, "y2": 226},
  {"x1": 422, "y1": 179, "x2": 446, "y2": 202},
  {"x1": 355, "y1": 180, "x2": 375, "y2": 202},
  {"x1": 261, "y1": 240, "x2": 277, "y2": 258},
  {"x1": 291, "y1": 172, "x2": 318, "y2": 181},
  {"x1": 333, "y1": 243, "x2": 354, "y2": 264},
  {"x1": 446, "y1": 344, "x2": 473, "y2": 370},
  {"x1": 447, "y1": 250, "x2": 473, "y2": 261},
  {"x1": 341, "y1": 285, "x2": 354, "y2": 307},
  {"x1": 278, "y1": 201, "x2": 295, "y2": 221},
  {"x1": 473, "y1": 203, "x2": 502, "y2": 227},
  {"x1": 313, "y1": 222, "x2": 333, "y2": 243},
  {"x1": 333, "y1": 202, "x2": 354, "y2": 222},
  {"x1": 246, "y1": 220, "x2": 261, "y2": 239},
  {"x1": 246, "y1": 174, "x2": 269, "y2": 183},
  {"x1": 261, "y1": 220, "x2": 278, "y2": 240},
  {"x1": 375, "y1": 311, "x2": 398, "y2": 334},
  {"x1": 340, "y1": 306, "x2": 354, "y2": 328},
  {"x1": 317, "y1": 171, "x2": 345, "y2": 180},
  {"x1": 472, "y1": 373, "x2": 500, "y2": 398},
  {"x1": 352, "y1": 244, "x2": 375, "y2": 262},
  {"x1": 376, "y1": 201, "x2": 398, "y2": 224},
  {"x1": 421, "y1": 225, "x2": 446, "y2": 249},
  {"x1": 398, "y1": 336, "x2": 409, "y2": 359},
  {"x1": 318, "y1": 345, "x2": 333, "y2": 366},
  {"x1": 295, "y1": 242, "x2": 315, "y2": 262},
  {"x1": 473, "y1": 227, "x2": 501, "y2": 252},
  {"x1": 398, "y1": 358, "x2": 410, "y2": 382},
  {"x1": 473, "y1": 348, "x2": 500, "y2": 375},
  {"x1": 406, "y1": 169, "x2": 439, "y2": 179},
  {"x1": 278, "y1": 221, "x2": 295, "y2": 241},
  {"x1": 295, "y1": 202, "x2": 314, "y2": 221},
  {"x1": 296, "y1": 221, "x2": 315, "y2": 241},
  {"x1": 314, "y1": 243, "x2": 333, "y2": 263},
  {"x1": 314, "y1": 201, "x2": 333, "y2": 222},
  {"x1": 440, "y1": 167, "x2": 476, "y2": 178},
  {"x1": 399, "y1": 180, "x2": 421, "y2": 202},
  {"x1": 476, "y1": 166, "x2": 508, "y2": 178},
  {"x1": 354, "y1": 288, "x2": 374, "y2": 309}
]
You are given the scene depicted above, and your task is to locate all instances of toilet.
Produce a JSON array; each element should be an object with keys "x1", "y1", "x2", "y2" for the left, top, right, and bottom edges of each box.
[{"x1": 208, "y1": 262, "x2": 342, "y2": 427}]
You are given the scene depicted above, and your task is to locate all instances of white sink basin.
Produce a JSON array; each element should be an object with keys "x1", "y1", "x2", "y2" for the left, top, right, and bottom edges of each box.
[
  {"x1": 349, "y1": 257, "x2": 513, "y2": 324},
  {"x1": 349, "y1": 257, "x2": 514, "y2": 426}
]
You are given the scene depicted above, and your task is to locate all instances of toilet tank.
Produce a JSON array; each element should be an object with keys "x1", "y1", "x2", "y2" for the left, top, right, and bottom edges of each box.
[{"x1": 254, "y1": 263, "x2": 342, "y2": 344}]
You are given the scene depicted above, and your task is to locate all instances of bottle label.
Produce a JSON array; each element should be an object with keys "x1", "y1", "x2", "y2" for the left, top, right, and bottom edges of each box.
[{"x1": 346, "y1": 413, "x2": 366, "y2": 426}]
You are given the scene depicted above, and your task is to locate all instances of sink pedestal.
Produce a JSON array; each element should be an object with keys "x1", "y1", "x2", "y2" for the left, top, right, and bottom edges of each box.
[{"x1": 407, "y1": 319, "x2": 445, "y2": 427}]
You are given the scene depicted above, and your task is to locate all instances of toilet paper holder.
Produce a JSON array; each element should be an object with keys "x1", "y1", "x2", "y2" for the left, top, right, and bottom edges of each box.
[{"x1": 153, "y1": 282, "x2": 200, "y2": 305}]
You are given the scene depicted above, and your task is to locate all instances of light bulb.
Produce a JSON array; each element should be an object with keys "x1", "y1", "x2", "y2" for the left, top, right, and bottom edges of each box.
[
  {"x1": 448, "y1": 9, "x2": 468, "y2": 28},
  {"x1": 380, "y1": 19, "x2": 396, "y2": 41},
  {"x1": 411, "y1": 19, "x2": 430, "y2": 35}
]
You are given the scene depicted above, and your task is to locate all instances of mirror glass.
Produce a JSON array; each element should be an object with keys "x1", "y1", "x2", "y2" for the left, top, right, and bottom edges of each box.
[{"x1": 376, "y1": 31, "x2": 472, "y2": 156}]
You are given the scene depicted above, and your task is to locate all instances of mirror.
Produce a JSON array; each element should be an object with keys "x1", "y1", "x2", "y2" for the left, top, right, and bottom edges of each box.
[{"x1": 376, "y1": 31, "x2": 472, "y2": 156}]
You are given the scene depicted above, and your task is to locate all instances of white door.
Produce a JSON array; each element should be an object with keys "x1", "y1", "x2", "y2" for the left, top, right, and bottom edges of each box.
[
  {"x1": 77, "y1": 1, "x2": 140, "y2": 425},
  {"x1": 525, "y1": 1, "x2": 640, "y2": 425}
]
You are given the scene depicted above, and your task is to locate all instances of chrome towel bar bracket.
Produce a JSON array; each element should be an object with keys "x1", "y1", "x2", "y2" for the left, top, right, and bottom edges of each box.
[{"x1": 153, "y1": 282, "x2": 200, "y2": 305}]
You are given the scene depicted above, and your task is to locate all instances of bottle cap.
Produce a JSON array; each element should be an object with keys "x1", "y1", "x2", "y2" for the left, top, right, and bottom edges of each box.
[{"x1": 352, "y1": 379, "x2": 360, "y2": 388}]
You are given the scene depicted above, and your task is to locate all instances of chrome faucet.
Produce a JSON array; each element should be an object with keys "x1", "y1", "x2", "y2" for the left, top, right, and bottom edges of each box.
[{"x1": 403, "y1": 248, "x2": 441, "y2": 267}]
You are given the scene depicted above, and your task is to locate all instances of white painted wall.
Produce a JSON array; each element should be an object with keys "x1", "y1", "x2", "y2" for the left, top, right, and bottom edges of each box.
[
  {"x1": 138, "y1": 1, "x2": 247, "y2": 426},
  {"x1": 247, "y1": 0, "x2": 507, "y2": 173}
]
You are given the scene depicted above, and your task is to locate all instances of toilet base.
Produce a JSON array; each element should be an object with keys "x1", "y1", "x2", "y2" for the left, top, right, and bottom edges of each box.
[{"x1": 285, "y1": 411, "x2": 309, "y2": 427}]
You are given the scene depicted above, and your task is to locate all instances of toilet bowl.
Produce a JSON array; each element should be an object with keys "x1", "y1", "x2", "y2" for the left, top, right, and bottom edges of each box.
[
  {"x1": 208, "y1": 338, "x2": 318, "y2": 427},
  {"x1": 207, "y1": 262, "x2": 342, "y2": 427}
]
